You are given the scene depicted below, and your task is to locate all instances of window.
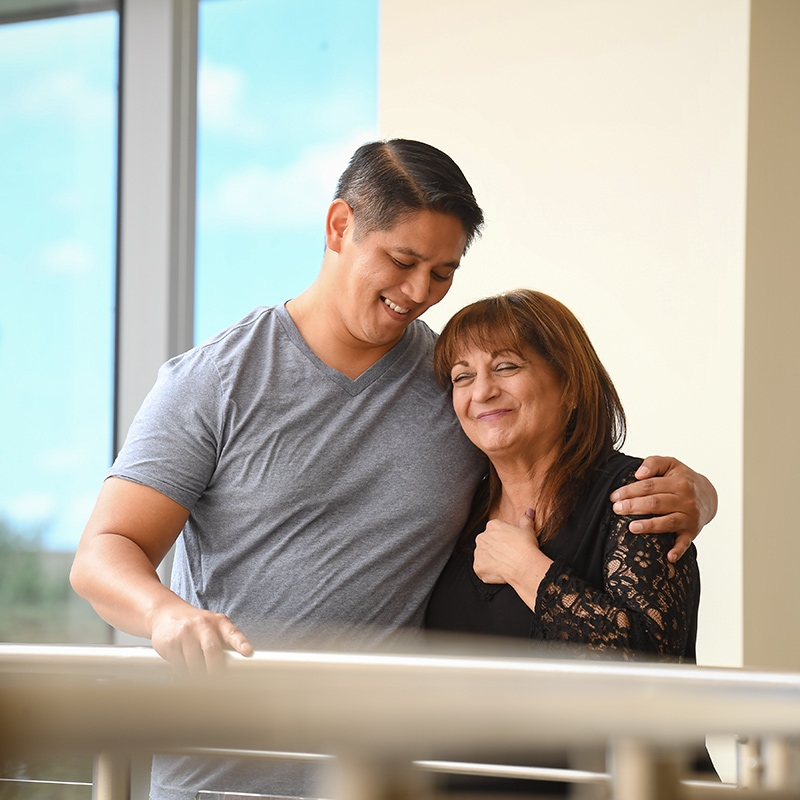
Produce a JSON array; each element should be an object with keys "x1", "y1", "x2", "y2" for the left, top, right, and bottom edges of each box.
[
  {"x1": 194, "y1": 0, "x2": 379, "y2": 342},
  {"x1": 0, "y1": 8, "x2": 118, "y2": 644}
]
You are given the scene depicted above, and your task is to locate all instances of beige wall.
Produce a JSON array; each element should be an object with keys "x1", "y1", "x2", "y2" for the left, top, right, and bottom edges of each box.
[
  {"x1": 380, "y1": 0, "x2": 797, "y2": 674},
  {"x1": 743, "y1": 0, "x2": 800, "y2": 671}
]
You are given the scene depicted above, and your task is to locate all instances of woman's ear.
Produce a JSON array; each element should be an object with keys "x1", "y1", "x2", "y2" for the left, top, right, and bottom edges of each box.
[{"x1": 325, "y1": 198, "x2": 354, "y2": 253}]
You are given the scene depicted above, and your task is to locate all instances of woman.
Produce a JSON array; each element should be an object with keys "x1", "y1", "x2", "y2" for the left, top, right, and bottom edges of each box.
[{"x1": 426, "y1": 289, "x2": 699, "y2": 659}]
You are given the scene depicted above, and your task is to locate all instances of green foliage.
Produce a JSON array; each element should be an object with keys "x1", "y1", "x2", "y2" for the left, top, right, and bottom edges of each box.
[
  {"x1": 0, "y1": 523, "x2": 61, "y2": 605},
  {"x1": 0, "y1": 524, "x2": 109, "y2": 796},
  {"x1": 0, "y1": 758, "x2": 92, "y2": 800},
  {"x1": 0, "y1": 518, "x2": 110, "y2": 644}
]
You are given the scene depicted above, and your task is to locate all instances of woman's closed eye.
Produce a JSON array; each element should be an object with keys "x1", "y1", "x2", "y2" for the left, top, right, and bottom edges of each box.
[{"x1": 495, "y1": 362, "x2": 522, "y2": 374}]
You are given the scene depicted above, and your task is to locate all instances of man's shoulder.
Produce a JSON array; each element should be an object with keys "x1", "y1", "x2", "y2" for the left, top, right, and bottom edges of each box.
[
  {"x1": 403, "y1": 318, "x2": 439, "y2": 357},
  {"x1": 155, "y1": 306, "x2": 283, "y2": 392},
  {"x1": 187, "y1": 305, "x2": 288, "y2": 366},
  {"x1": 196, "y1": 305, "x2": 279, "y2": 350}
]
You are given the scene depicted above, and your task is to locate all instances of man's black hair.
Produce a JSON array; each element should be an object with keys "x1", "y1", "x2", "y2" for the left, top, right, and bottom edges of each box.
[{"x1": 334, "y1": 139, "x2": 484, "y2": 250}]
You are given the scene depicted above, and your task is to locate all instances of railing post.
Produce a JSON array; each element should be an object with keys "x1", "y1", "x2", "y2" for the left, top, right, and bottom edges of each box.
[
  {"x1": 610, "y1": 739, "x2": 683, "y2": 800},
  {"x1": 320, "y1": 755, "x2": 434, "y2": 800},
  {"x1": 93, "y1": 751, "x2": 131, "y2": 800},
  {"x1": 762, "y1": 736, "x2": 800, "y2": 790},
  {"x1": 737, "y1": 736, "x2": 763, "y2": 788}
]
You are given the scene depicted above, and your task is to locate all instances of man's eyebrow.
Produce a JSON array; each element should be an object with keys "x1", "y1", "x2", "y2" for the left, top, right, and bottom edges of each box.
[{"x1": 392, "y1": 246, "x2": 461, "y2": 270}]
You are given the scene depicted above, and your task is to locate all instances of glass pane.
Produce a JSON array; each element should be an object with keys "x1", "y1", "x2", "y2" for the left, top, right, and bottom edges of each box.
[
  {"x1": 0, "y1": 756, "x2": 92, "y2": 800},
  {"x1": 0, "y1": 10, "x2": 118, "y2": 644},
  {"x1": 195, "y1": 0, "x2": 379, "y2": 342}
]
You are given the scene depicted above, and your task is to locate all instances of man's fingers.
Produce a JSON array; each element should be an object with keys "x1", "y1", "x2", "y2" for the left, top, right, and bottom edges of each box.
[
  {"x1": 201, "y1": 616, "x2": 253, "y2": 675},
  {"x1": 610, "y1": 478, "x2": 656, "y2": 504},
  {"x1": 155, "y1": 640, "x2": 191, "y2": 679},
  {"x1": 152, "y1": 612, "x2": 251, "y2": 679},
  {"x1": 181, "y1": 637, "x2": 211, "y2": 679},
  {"x1": 627, "y1": 512, "x2": 686, "y2": 535},
  {"x1": 611, "y1": 476, "x2": 690, "y2": 505},
  {"x1": 667, "y1": 531, "x2": 693, "y2": 563},
  {"x1": 221, "y1": 621, "x2": 253, "y2": 657},
  {"x1": 200, "y1": 635, "x2": 228, "y2": 678},
  {"x1": 612, "y1": 490, "x2": 671, "y2": 517},
  {"x1": 636, "y1": 454, "x2": 675, "y2": 479}
]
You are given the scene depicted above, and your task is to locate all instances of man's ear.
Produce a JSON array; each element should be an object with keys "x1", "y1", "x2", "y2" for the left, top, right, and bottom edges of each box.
[{"x1": 325, "y1": 199, "x2": 354, "y2": 253}]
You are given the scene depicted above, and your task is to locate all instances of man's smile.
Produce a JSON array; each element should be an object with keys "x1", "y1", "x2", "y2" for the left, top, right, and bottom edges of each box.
[{"x1": 382, "y1": 296, "x2": 410, "y2": 315}]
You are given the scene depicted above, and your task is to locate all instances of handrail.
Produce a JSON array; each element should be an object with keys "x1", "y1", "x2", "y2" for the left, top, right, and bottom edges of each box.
[{"x1": 2, "y1": 643, "x2": 800, "y2": 799}]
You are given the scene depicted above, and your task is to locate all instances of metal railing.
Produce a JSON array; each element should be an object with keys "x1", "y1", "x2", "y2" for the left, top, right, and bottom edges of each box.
[{"x1": 2, "y1": 643, "x2": 800, "y2": 799}]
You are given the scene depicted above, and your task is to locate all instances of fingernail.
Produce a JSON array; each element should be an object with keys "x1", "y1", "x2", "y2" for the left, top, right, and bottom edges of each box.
[
  {"x1": 636, "y1": 465, "x2": 650, "y2": 478},
  {"x1": 613, "y1": 501, "x2": 623, "y2": 513},
  {"x1": 629, "y1": 521, "x2": 643, "y2": 533},
  {"x1": 610, "y1": 491, "x2": 620, "y2": 502}
]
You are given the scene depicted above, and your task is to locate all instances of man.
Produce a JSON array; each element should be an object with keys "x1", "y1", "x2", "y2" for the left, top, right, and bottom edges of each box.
[{"x1": 71, "y1": 139, "x2": 716, "y2": 799}]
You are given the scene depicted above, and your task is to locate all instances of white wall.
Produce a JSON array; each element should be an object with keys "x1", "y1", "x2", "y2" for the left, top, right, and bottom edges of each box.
[{"x1": 380, "y1": 0, "x2": 751, "y2": 670}]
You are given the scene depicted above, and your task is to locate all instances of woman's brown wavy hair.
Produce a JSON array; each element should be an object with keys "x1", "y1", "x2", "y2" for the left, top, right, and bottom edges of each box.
[{"x1": 433, "y1": 289, "x2": 626, "y2": 544}]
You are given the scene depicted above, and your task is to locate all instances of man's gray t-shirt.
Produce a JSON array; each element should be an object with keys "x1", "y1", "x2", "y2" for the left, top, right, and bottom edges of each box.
[{"x1": 109, "y1": 304, "x2": 484, "y2": 799}]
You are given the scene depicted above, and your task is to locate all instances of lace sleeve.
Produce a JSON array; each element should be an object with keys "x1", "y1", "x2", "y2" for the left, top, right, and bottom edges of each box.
[{"x1": 534, "y1": 472, "x2": 699, "y2": 659}]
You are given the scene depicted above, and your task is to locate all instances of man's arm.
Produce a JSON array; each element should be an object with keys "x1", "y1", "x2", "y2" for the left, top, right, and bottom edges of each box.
[
  {"x1": 609, "y1": 456, "x2": 718, "y2": 563},
  {"x1": 70, "y1": 477, "x2": 253, "y2": 676}
]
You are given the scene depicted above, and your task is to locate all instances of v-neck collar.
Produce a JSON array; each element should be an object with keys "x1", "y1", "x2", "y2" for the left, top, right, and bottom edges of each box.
[{"x1": 275, "y1": 303, "x2": 415, "y2": 397}]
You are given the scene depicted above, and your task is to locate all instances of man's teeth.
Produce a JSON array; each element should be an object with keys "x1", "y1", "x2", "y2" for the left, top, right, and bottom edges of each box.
[{"x1": 383, "y1": 297, "x2": 409, "y2": 314}]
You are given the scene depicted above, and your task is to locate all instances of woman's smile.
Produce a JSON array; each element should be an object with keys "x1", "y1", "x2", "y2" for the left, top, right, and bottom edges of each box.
[{"x1": 476, "y1": 408, "x2": 513, "y2": 421}]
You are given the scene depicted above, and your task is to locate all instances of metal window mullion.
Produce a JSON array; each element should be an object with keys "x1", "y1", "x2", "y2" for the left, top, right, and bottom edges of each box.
[{"x1": 116, "y1": 0, "x2": 197, "y2": 454}]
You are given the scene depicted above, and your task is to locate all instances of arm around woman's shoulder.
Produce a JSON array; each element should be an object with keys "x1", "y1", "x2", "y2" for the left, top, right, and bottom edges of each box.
[
  {"x1": 535, "y1": 467, "x2": 700, "y2": 659},
  {"x1": 536, "y1": 530, "x2": 698, "y2": 657}
]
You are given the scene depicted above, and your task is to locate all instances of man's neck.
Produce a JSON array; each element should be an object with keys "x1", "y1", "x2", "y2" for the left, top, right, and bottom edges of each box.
[{"x1": 286, "y1": 290, "x2": 401, "y2": 380}]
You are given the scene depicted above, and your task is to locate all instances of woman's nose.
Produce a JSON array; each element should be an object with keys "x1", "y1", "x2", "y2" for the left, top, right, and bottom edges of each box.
[{"x1": 472, "y1": 372, "x2": 498, "y2": 401}]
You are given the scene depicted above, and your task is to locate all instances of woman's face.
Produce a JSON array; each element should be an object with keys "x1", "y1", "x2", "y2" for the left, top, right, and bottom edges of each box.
[{"x1": 449, "y1": 343, "x2": 569, "y2": 465}]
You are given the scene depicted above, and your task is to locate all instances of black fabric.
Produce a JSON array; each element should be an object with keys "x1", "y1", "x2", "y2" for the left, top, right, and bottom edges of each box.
[{"x1": 426, "y1": 452, "x2": 699, "y2": 661}]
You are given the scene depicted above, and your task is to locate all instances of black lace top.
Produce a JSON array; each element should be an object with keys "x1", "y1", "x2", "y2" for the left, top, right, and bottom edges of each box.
[{"x1": 425, "y1": 453, "x2": 700, "y2": 661}]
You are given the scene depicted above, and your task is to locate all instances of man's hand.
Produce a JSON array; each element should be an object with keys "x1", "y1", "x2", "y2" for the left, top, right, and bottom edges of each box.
[
  {"x1": 70, "y1": 478, "x2": 253, "y2": 679},
  {"x1": 149, "y1": 600, "x2": 253, "y2": 679},
  {"x1": 609, "y1": 455, "x2": 718, "y2": 563}
]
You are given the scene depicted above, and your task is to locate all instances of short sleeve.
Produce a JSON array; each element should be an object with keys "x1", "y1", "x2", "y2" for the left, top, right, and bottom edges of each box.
[{"x1": 108, "y1": 348, "x2": 224, "y2": 510}]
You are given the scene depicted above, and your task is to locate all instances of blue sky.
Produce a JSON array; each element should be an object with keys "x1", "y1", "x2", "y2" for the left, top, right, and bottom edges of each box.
[
  {"x1": 195, "y1": 0, "x2": 378, "y2": 339},
  {"x1": 0, "y1": 12, "x2": 118, "y2": 551},
  {"x1": 0, "y1": 0, "x2": 377, "y2": 549}
]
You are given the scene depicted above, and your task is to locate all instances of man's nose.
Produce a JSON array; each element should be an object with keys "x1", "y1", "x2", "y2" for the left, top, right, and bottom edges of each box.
[{"x1": 401, "y1": 270, "x2": 430, "y2": 304}]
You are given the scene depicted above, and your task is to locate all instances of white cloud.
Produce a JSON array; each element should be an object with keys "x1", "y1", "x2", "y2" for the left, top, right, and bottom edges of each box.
[
  {"x1": 5, "y1": 492, "x2": 56, "y2": 529},
  {"x1": 16, "y1": 68, "x2": 115, "y2": 129},
  {"x1": 198, "y1": 61, "x2": 263, "y2": 142},
  {"x1": 199, "y1": 131, "x2": 374, "y2": 230},
  {"x1": 39, "y1": 239, "x2": 95, "y2": 276},
  {"x1": 38, "y1": 446, "x2": 89, "y2": 473}
]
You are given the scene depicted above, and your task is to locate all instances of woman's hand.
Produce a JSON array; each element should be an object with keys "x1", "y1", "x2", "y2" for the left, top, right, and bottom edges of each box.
[
  {"x1": 609, "y1": 455, "x2": 718, "y2": 562},
  {"x1": 473, "y1": 511, "x2": 554, "y2": 612}
]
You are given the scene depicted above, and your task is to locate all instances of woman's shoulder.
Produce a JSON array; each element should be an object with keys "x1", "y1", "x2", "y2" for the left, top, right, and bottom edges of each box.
[{"x1": 594, "y1": 452, "x2": 643, "y2": 491}]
